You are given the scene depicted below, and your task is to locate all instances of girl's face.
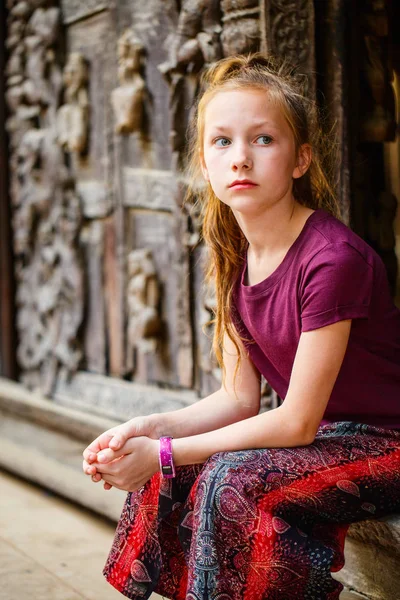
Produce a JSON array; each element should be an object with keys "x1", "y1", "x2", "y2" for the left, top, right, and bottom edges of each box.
[{"x1": 201, "y1": 89, "x2": 310, "y2": 217}]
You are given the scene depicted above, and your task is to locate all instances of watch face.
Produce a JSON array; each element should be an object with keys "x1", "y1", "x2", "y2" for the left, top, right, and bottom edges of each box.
[{"x1": 162, "y1": 465, "x2": 174, "y2": 476}]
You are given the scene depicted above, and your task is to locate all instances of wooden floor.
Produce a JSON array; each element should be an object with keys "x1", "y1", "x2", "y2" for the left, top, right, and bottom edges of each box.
[{"x1": 0, "y1": 469, "x2": 162, "y2": 600}]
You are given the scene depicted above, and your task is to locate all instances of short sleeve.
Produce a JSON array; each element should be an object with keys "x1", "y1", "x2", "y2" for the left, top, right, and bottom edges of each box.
[{"x1": 300, "y1": 242, "x2": 373, "y2": 332}]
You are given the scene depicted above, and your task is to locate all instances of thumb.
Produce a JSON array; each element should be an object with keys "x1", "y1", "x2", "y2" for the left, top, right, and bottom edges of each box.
[
  {"x1": 96, "y1": 446, "x2": 125, "y2": 463},
  {"x1": 108, "y1": 420, "x2": 140, "y2": 450}
]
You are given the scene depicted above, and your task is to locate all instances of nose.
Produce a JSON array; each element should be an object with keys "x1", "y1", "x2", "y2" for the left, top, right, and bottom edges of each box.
[{"x1": 230, "y1": 146, "x2": 253, "y2": 171}]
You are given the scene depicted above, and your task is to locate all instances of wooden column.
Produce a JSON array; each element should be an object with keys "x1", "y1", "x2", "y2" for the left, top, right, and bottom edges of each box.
[{"x1": 0, "y1": 6, "x2": 17, "y2": 380}]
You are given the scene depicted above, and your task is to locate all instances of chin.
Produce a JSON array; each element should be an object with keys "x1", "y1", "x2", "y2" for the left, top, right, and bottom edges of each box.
[{"x1": 227, "y1": 197, "x2": 268, "y2": 215}]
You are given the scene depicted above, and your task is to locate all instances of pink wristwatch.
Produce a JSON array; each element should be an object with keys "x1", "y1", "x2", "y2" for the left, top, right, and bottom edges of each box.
[{"x1": 159, "y1": 436, "x2": 176, "y2": 478}]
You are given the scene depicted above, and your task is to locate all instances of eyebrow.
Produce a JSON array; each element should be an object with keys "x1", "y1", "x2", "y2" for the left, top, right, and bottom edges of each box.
[{"x1": 207, "y1": 121, "x2": 280, "y2": 133}]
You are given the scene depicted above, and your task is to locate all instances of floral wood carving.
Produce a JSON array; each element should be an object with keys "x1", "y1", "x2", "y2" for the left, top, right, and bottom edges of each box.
[{"x1": 6, "y1": 0, "x2": 84, "y2": 395}]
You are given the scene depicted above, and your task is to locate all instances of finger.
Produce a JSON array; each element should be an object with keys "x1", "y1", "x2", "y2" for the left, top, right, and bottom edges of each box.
[
  {"x1": 83, "y1": 461, "x2": 97, "y2": 476},
  {"x1": 82, "y1": 459, "x2": 96, "y2": 474},
  {"x1": 103, "y1": 482, "x2": 112, "y2": 491},
  {"x1": 92, "y1": 456, "x2": 123, "y2": 475},
  {"x1": 82, "y1": 432, "x2": 115, "y2": 461},
  {"x1": 85, "y1": 452, "x2": 98, "y2": 464},
  {"x1": 83, "y1": 443, "x2": 101, "y2": 462},
  {"x1": 108, "y1": 421, "x2": 139, "y2": 450},
  {"x1": 96, "y1": 447, "x2": 122, "y2": 463},
  {"x1": 91, "y1": 473, "x2": 102, "y2": 483}
]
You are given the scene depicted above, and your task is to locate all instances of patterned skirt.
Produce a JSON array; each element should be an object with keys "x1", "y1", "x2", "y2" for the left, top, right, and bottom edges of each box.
[{"x1": 103, "y1": 422, "x2": 400, "y2": 600}]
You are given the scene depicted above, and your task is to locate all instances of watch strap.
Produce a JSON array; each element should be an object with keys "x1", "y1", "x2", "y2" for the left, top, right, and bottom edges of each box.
[{"x1": 159, "y1": 436, "x2": 176, "y2": 479}]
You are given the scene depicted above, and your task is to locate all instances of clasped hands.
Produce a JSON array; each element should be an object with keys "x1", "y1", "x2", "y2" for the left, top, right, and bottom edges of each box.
[{"x1": 82, "y1": 417, "x2": 160, "y2": 492}]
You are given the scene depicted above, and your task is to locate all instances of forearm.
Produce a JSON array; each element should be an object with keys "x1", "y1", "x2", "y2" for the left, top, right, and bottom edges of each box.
[
  {"x1": 172, "y1": 405, "x2": 312, "y2": 466},
  {"x1": 150, "y1": 387, "x2": 259, "y2": 439}
]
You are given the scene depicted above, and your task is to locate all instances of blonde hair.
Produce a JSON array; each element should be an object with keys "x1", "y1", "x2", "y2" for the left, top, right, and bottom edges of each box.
[{"x1": 185, "y1": 53, "x2": 340, "y2": 376}]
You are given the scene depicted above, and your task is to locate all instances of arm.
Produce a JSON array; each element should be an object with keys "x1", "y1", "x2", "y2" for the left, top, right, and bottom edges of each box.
[
  {"x1": 83, "y1": 330, "x2": 261, "y2": 462},
  {"x1": 173, "y1": 319, "x2": 352, "y2": 464},
  {"x1": 156, "y1": 330, "x2": 262, "y2": 438},
  {"x1": 91, "y1": 320, "x2": 351, "y2": 491}
]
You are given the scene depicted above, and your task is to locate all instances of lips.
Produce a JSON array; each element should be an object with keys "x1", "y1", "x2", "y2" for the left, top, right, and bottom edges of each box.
[{"x1": 229, "y1": 179, "x2": 258, "y2": 189}]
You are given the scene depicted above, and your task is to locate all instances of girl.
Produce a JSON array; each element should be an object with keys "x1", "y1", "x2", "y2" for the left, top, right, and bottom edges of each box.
[{"x1": 83, "y1": 54, "x2": 400, "y2": 600}]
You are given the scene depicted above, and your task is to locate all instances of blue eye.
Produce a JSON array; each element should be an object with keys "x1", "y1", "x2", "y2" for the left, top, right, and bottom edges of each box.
[
  {"x1": 214, "y1": 137, "x2": 231, "y2": 147},
  {"x1": 255, "y1": 135, "x2": 272, "y2": 145}
]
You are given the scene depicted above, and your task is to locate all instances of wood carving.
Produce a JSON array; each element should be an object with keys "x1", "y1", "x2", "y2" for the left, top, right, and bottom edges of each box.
[
  {"x1": 220, "y1": 0, "x2": 260, "y2": 56},
  {"x1": 126, "y1": 249, "x2": 162, "y2": 373},
  {"x1": 159, "y1": 0, "x2": 265, "y2": 165},
  {"x1": 158, "y1": 0, "x2": 222, "y2": 165},
  {"x1": 111, "y1": 30, "x2": 146, "y2": 135},
  {"x1": 24, "y1": 4, "x2": 62, "y2": 113},
  {"x1": 57, "y1": 52, "x2": 89, "y2": 153},
  {"x1": 360, "y1": 0, "x2": 396, "y2": 142},
  {"x1": 269, "y1": 0, "x2": 313, "y2": 64},
  {"x1": 14, "y1": 129, "x2": 83, "y2": 394},
  {"x1": 5, "y1": 1, "x2": 84, "y2": 395},
  {"x1": 268, "y1": 0, "x2": 315, "y2": 96}
]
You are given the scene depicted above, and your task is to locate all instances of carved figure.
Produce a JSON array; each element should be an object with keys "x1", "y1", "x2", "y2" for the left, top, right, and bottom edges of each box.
[
  {"x1": 126, "y1": 249, "x2": 162, "y2": 371},
  {"x1": 111, "y1": 30, "x2": 146, "y2": 135},
  {"x1": 56, "y1": 52, "x2": 89, "y2": 153}
]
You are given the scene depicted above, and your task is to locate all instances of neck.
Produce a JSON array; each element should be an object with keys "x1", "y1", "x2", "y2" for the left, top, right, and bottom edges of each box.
[{"x1": 234, "y1": 200, "x2": 312, "y2": 260}]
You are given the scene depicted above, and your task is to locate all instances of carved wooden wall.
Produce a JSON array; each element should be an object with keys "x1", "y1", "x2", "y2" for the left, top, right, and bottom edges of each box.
[{"x1": 3, "y1": 1, "x2": 398, "y2": 415}]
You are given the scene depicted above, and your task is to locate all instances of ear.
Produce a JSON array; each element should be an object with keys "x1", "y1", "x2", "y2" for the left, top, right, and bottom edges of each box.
[
  {"x1": 293, "y1": 143, "x2": 312, "y2": 179},
  {"x1": 200, "y1": 153, "x2": 210, "y2": 182}
]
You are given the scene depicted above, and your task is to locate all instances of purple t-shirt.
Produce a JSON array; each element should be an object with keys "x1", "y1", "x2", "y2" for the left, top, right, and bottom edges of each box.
[{"x1": 233, "y1": 209, "x2": 400, "y2": 429}]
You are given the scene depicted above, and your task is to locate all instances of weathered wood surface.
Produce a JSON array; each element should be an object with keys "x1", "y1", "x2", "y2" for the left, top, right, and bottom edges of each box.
[
  {"x1": 4, "y1": 0, "x2": 397, "y2": 408},
  {"x1": 81, "y1": 220, "x2": 106, "y2": 375}
]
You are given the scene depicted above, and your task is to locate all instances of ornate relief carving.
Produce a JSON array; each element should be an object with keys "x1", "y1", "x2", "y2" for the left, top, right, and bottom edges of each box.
[
  {"x1": 359, "y1": 0, "x2": 396, "y2": 142},
  {"x1": 59, "y1": 0, "x2": 108, "y2": 25},
  {"x1": 269, "y1": 0, "x2": 313, "y2": 64},
  {"x1": 6, "y1": 2, "x2": 62, "y2": 128},
  {"x1": 14, "y1": 130, "x2": 84, "y2": 394},
  {"x1": 268, "y1": 0, "x2": 315, "y2": 93},
  {"x1": 111, "y1": 30, "x2": 146, "y2": 135},
  {"x1": 220, "y1": 0, "x2": 260, "y2": 56},
  {"x1": 57, "y1": 52, "x2": 89, "y2": 154},
  {"x1": 158, "y1": 0, "x2": 223, "y2": 165},
  {"x1": 6, "y1": 1, "x2": 84, "y2": 395},
  {"x1": 126, "y1": 249, "x2": 162, "y2": 373}
]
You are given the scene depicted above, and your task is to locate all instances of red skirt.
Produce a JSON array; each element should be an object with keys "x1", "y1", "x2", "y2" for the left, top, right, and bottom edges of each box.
[{"x1": 103, "y1": 422, "x2": 400, "y2": 600}]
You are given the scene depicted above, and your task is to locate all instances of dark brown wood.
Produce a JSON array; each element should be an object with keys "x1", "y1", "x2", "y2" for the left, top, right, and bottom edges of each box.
[
  {"x1": 314, "y1": 0, "x2": 352, "y2": 223},
  {"x1": 0, "y1": 5, "x2": 17, "y2": 380}
]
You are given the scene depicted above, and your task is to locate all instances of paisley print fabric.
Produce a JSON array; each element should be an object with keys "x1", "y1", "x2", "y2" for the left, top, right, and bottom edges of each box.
[{"x1": 104, "y1": 422, "x2": 400, "y2": 600}]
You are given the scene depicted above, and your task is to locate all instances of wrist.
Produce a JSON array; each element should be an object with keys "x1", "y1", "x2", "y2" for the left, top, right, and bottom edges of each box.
[
  {"x1": 138, "y1": 413, "x2": 166, "y2": 439},
  {"x1": 148, "y1": 412, "x2": 174, "y2": 439},
  {"x1": 158, "y1": 436, "x2": 176, "y2": 478}
]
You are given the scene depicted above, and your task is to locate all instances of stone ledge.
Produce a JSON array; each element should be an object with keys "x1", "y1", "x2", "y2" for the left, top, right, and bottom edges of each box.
[
  {"x1": 0, "y1": 377, "x2": 126, "y2": 522},
  {"x1": 347, "y1": 515, "x2": 400, "y2": 555},
  {"x1": 0, "y1": 376, "x2": 121, "y2": 443}
]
